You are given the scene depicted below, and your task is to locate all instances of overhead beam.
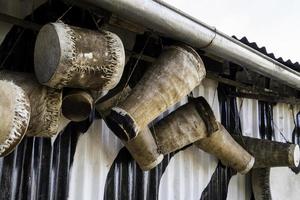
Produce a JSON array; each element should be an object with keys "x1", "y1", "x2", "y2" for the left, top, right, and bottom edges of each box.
[{"x1": 0, "y1": 13, "x2": 41, "y2": 31}]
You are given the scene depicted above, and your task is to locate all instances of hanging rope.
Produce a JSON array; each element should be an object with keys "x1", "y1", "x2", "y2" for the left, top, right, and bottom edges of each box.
[{"x1": 56, "y1": 5, "x2": 73, "y2": 22}]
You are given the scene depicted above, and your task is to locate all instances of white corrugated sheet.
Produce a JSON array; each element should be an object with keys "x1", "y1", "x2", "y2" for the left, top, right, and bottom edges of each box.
[
  {"x1": 69, "y1": 120, "x2": 123, "y2": 200},
  {"x1": 269, "y1": 103, "x2": 300, "y2": 200}
]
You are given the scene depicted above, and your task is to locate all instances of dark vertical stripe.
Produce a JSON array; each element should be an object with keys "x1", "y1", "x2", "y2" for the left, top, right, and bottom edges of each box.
[
  {"x1": 104, "y1": 146, "x2": 184, "y2": 200},
  {"x1": 200, "y1": 163, "x2": 236, "y2": 200},
  {"x1": 291, "y1": 112, "x2": 300, "y2": 174}
]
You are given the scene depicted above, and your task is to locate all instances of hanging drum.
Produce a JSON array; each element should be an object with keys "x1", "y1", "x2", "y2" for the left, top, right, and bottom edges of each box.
[
  {"x1": 62, "y1": 89, "x2": 93, "y2": 122},
  {"x1": 34, "y1": 22, "x2": 125, "y2": 90},
  {"x1": 97, "y1": 87, "x2": 163, "y2": 171},
  {"x1": 125, "y1": 128, "x2": 164, "y2": 170},
  {"x1": 0, "y1": 71, "x2": 62, "y2": 137},
  {"x1": 195, "y1": 123, "x2": 255, "y2": 174},
  {"x1": 152, "y1": 97, "x2": 218, "y2": 155},
  {"x1": 233, "y1": 135, "x2": 300, "y2": 168},
  {"x1": 0, "y1": 80, "x2": 30, "y2": 157},
  {"x1": 252, "y1": 167, "x2": 300, "y2": 200},
  {"x1": 107, "y1": 45, "x2": 206, "y2": 141},
  {"x1": 251, "y1": 168, "x2": 271, "y2": 200}
]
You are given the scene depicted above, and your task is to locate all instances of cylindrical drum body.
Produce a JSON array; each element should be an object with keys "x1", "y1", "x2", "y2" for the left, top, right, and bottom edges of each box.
[
  {"x1": 107, "y1": 45, "x2": 206, "y2": 141},
  {"x1": 34, "y1": 22, "x2": 125, "y2": 90},
  {"x1": 233, "y1": 135, "x2": 300, "y2": 168},
  {"x1": 0, "y1": 80, "x2": 30, "y2": 156},
  {"x1": 195, "y1": 123, "x2": 255, "y2": 174},
  {"x1": 153, "y1": 97, "x2": 212, "y2": 155},
  {"x1": 0, "y1": 71, "x2": 62, "y2": 137},
  {"x1": 97, "y1": 87, "x2": 163, "y2": 170},
  {"x1": 124, "y1": 128, "x2": 163, "y2": 171},
  {"x1": 62, "y1": 90, "x2": 93, "y2": 122}
]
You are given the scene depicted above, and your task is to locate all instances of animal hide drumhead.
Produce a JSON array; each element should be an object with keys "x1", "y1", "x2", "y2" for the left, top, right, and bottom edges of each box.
[
  {"x1": 0, "y1": 80, "x2": 31, "y2": 156},
  {"x1": 252, "y1": 167, "x2": 300, "y2": 200}
]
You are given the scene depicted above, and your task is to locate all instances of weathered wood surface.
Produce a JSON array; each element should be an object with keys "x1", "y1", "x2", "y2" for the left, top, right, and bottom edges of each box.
[{"x1": 96, "y1": 86, "x2": 131, "y2": 118}]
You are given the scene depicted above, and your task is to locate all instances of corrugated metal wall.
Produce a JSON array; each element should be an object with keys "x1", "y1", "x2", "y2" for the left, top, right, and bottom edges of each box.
[
  {"x1": 0, "y1": 122, "x2": 86, "y2": 200},
  {"x1": 0, "y1": 1, "x2": 300, "y2": 200},
  {"x1": 0, "y1": 74, "x2": 299, "y2": 200},
  {"x1": 66, "y1": 79, "x2": 300, "y2": 200}
]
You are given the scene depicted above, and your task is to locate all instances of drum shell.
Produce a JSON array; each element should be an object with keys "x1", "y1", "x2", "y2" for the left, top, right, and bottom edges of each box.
[
  {"x1": 153, "y1": 101, "x2": 208, "y2": 155},
  {"x1": 62, "y1": 90, "x2": 93, "y2": 122},
  {"x1": 108, "y1": 45, "x2": 206, "y2": 141},
  {"x1": 124, "y1": 128, "x2": 163, "y2": 171},
  {"x1": 97, "y1": 87, "x2": 163, "y2": 170},
  {"x1": 233, "y1": 135, "x2": 300, "y2": 168},
  {"x1": 0, "y1": 71, "x2": 62, "y2": 137},
  {"x1": 195, "y1": 123, "x2": 255, "y2": 174},
  {"x1": 34, "y1": 22, "x2": 125, "y2": 90},
  {"x1": 0, "y1": 80, "x2": 30, "y2": 156}
]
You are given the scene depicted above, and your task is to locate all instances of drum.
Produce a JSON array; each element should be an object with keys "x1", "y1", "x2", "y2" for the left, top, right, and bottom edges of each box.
[
  {"x1": 34, "y1": 22, "x2": 125, "y2": 90},
  {"x1": 96, "y1": 87, "x2": 163, "y2": 170},
  {"x1": 252, "y1": 167, "x2": 300, "y2": 200},
  {"x1": 62, "y1": 90, "x2": 93, "y2": 122},
  {"x1": 107, "y1": 45, "x2": 206, "y2": 141},
  {"x1": 0, "y1": 80, "x2": 30, "y2": 156},
  {"x1": 152, "y1": 97, "x2": 216, "y2": 155},
  {"x1": 233, "y1": 135, "x2": 300, "y2": 168},
  {"x1": 0, "y1": 71, "x2": 62, "y2": 137},
  {"x1": 195, "y1": 123, "x2": 255, "y2": 174}
]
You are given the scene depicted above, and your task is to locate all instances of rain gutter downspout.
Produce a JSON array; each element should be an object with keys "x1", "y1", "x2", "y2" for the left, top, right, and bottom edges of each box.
[{"x1": 78, "y1": 0, "x2": 300, "y2": 90}]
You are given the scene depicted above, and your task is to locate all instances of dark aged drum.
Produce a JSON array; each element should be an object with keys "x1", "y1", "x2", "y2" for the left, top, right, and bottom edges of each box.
[
  {"x1": 252, "y1": 167, "x2": 300, "y2": 200},
  {"x1": 34, "y1": 22, "x2": 125, "y2": 90},
  {"x1": 233, "y1": 135, "x2": 300, "y2": 168}
]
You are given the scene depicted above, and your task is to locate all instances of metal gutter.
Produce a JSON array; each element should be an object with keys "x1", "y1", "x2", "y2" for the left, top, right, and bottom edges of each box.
[{"x1": 78, "y1": 0, "x2": 300, "y2": 90}]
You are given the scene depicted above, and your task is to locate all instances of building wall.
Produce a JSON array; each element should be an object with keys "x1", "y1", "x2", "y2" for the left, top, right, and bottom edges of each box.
[
  {"x1": 0, "y1": 79, "x2": 299, "y2": 200},
  {"x1": 67, "y1": 79, "x2": 300, "y2": 200},
  {"x1": 0, "y1": 1, "x2": 299, "y2": 199}
]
